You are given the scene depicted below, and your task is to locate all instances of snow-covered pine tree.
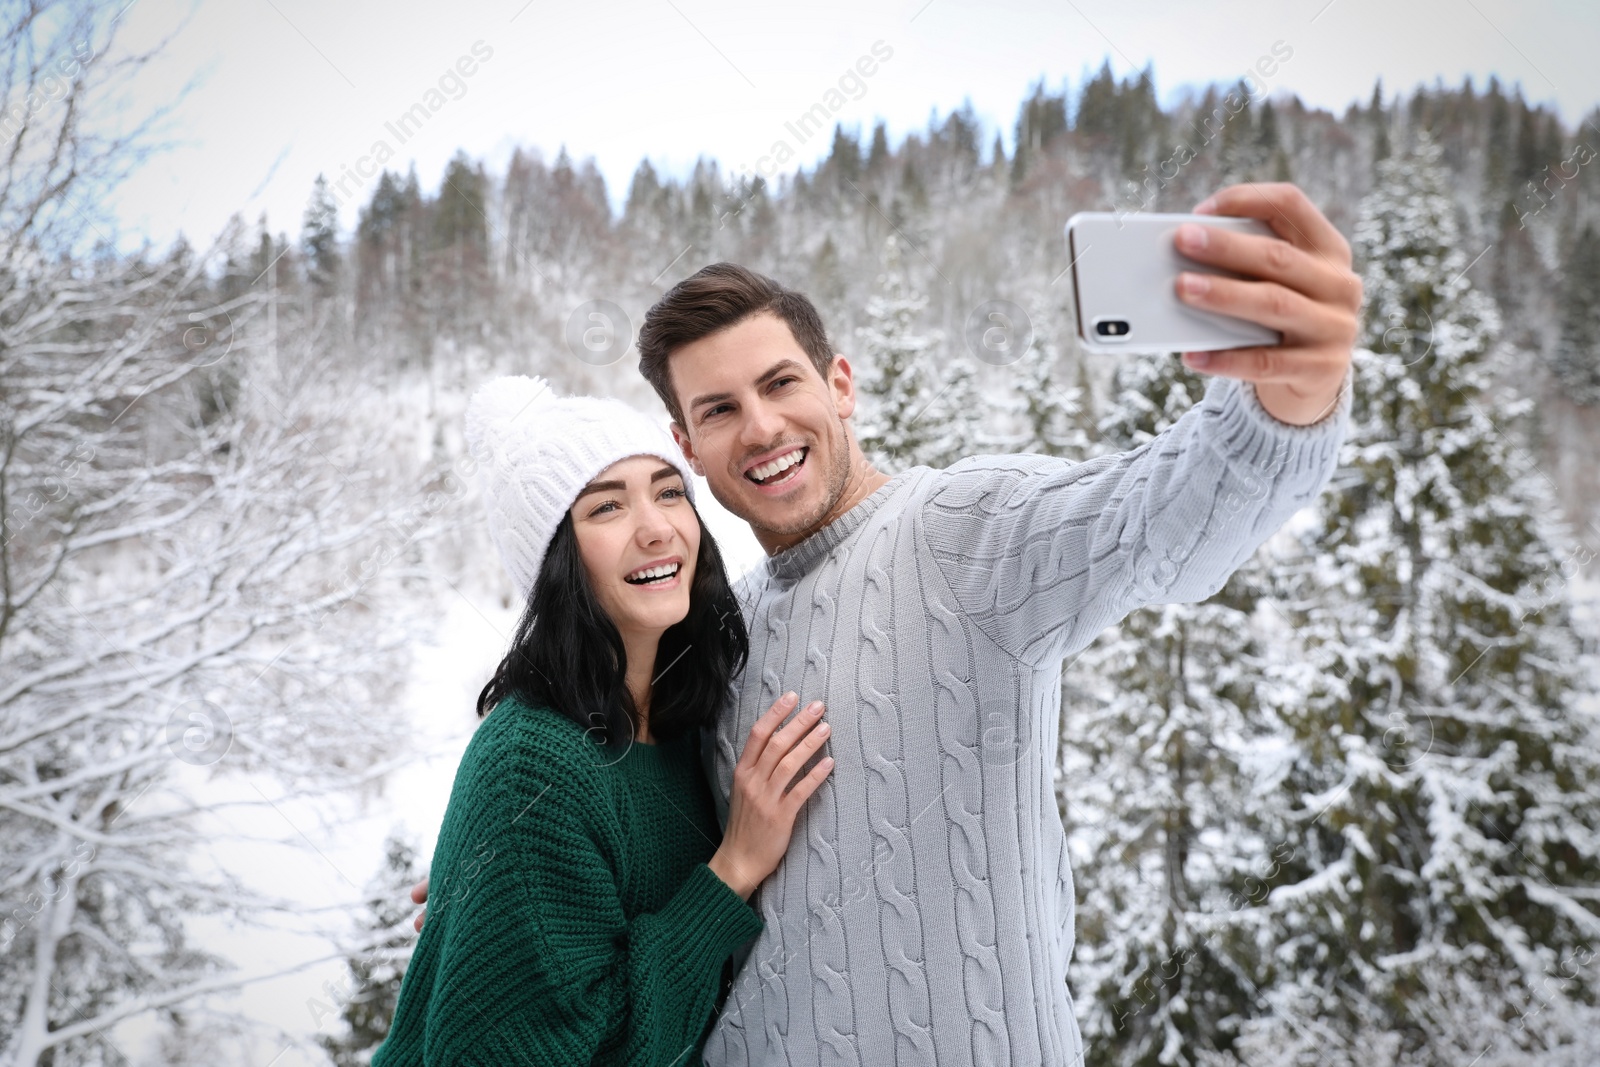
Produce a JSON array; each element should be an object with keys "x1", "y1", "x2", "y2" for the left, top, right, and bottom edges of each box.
[
  {"x1": 854, "y1": 235, "x2": 948, "y2": 470},
  {"x1": 1063, "y1": 355, "x2": 1310, "y2": 1067},
  {"x1": 302, "y1": 173, "x2": 341, "y2": 300},
  {"x1": 317, "y1": 834, "x2": 423, "y2": 1066},
  {"x1": 1006, "y1": 309, "x2": 1091, "y2": 459},
  {"x1": 1550, "y1": 223, "x2": 1600, "y2": 404},
  {"x1": 1227, "y1": 136, "x2": 1600, "y2": 1067},
  {"x1": 918, "y1": 353, "x2": 984, "y2": 469}
]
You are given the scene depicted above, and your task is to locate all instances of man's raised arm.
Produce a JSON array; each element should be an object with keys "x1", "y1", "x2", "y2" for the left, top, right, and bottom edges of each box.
[{"x1": 921, "y1": 184, "x2": 1360, "y2": 665}]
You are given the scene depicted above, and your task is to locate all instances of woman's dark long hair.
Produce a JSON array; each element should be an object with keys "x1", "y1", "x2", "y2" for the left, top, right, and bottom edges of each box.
[{"x1": 475, "y1": 503, "x2": 749, "y2": 747}]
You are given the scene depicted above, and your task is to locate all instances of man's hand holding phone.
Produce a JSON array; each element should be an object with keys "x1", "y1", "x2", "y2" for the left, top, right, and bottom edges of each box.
[{"x1": 1174, "y1": 183, "x2": 1361, "y2": 427}]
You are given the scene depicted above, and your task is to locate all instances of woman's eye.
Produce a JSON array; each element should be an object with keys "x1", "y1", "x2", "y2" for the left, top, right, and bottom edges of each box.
[
  {"x1": 589, "y1": 501, "x2": 618, "y2": 516},
  {"x1": 661, "y1": 486, "x2": 685, "y2": 500}
]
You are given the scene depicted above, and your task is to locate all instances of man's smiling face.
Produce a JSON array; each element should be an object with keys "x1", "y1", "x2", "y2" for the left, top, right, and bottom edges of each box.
[{"x1": 667, "y1": 311, "x2": 862, "y2": 553}]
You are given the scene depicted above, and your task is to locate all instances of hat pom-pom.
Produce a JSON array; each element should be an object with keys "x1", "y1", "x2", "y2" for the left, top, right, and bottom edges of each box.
[{"x1": 465, "y1": 375, "x2": 556, "y2": 460}]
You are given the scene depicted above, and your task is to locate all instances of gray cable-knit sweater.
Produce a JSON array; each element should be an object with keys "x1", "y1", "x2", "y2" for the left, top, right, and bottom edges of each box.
[{"x1": 701, "y1": 374, "x2": 1350, "y2": 1066}]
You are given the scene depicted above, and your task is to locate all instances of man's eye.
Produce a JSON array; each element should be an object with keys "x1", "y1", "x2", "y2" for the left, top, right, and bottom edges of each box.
[{"x1": 705, "y1": 404, "x2": 730, "y2": 418}]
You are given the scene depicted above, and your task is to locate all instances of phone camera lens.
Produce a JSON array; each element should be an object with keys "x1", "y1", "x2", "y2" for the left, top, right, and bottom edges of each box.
[{"x1": 1095, "y1": 320, "x2": 1130, "y2": 338}]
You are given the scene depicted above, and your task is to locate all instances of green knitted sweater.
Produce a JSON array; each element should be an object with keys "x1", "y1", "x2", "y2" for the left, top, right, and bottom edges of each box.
[{"x1": 371, "y1": 696, "x2": 763, "y2": 1066}]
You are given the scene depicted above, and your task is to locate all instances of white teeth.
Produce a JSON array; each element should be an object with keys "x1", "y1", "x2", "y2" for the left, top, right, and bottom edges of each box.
[
  {"x1": 626, "y1": 562, "x2": 681, "y2": 584},
  {"x1": 749, "y1": 448, "x2": 806, "y2": 483}
]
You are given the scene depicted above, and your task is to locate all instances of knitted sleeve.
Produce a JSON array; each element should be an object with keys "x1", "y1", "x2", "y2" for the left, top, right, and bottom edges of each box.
[
  {"x1": 921, "y1": 374, "x2": 1350, "y2": 666},
  {"x1": 406, "y1": 726, "x2": 763, "y2": 1066}
]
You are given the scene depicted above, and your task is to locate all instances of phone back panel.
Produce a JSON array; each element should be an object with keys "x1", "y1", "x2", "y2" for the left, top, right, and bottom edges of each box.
[{"x1": 1066, "y1": 212, "x2": 1283, "y2": 354}]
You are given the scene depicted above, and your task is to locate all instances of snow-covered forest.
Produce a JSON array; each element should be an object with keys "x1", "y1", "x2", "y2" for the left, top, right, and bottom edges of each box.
[{"x1": 3, "y1": 1, "x2": 1599, "y2": 1064}]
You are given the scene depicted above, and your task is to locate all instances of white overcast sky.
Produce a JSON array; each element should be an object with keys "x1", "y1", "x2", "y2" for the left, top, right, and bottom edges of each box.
[{"x1": 103, "y1": 0, "x2": 1598, "y2": 250}]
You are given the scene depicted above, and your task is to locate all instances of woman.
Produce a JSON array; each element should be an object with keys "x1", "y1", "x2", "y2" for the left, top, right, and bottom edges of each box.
[{"x1": 372, "y1": 376, "x2": 831, "y2": 1066}]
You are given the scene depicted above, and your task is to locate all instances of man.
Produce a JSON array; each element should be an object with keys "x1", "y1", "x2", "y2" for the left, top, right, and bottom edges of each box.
[
  {"x1": 416, "y1": 183, "x2": 1360, "y2": 1064},
  {"x1": 640, "y1": 183, "x2": 1357, "y2": 1066}
]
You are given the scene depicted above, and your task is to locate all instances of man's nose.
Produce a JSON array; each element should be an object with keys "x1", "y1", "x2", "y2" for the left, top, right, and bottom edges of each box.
[{"x1": 738, "y1": 397, "x2": 785, "y2": 450}]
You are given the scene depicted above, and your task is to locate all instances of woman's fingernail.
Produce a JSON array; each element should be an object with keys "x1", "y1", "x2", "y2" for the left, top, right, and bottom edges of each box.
[
  {"x1": 1179, "y1": 272, "x2": 1211, "y2": 297},
  {"x1": 1195, "y1": 196, "x2": 1218, "y2": 214},
  {"x1": 783, "y1": 692, "x2": 797, "y2": 705},
  {"x1": 807, "y1": 701, "x2": 824, "y2": 715},
  {"x1": 1184, "y1": 351, "x2": 1212, "y2": 368}
]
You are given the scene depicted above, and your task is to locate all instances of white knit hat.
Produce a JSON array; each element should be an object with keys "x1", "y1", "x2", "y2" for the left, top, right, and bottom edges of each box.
[{"x1": 464, "y1": 375, "x2": 696, "y2": 601}]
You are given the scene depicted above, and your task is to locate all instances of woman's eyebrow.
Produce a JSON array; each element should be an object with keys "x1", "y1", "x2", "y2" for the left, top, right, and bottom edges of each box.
[
  {"x1": 575, "y1": 479, "x2": 623, "y2": 499},
  {"x1": 575, "y1": 466, "x2": 680, "y2": 500}
]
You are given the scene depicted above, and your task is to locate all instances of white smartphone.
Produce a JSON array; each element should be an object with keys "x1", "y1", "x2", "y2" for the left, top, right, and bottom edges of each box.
[{"x1": 1064, "y1": 212, "x2": 1284, "y2": 355}]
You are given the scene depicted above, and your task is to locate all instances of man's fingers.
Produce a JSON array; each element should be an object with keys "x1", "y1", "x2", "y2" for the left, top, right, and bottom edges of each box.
[
  {"x1": 414, "y1": 908, "x2": 426, "y2": 933},
  {"x1": 1187, "y1": 182, "x2": 1358, "y2": 425},
  {"x1": 1177, "y1": 223, "x2": 1361, "y2": 311},
  {"x1": 1181, "y1": 345, "x2": 1287, "y2": 382},
  {"x1": 410, "y1": 876, "x2": 429, "y2": 905},
  {"x1": 1197, "y1": 182, "x2": 1350, "y2": 264},
  {"x1": 1181, "y1": 345, "x2": 1346, "y2": 390},
  {"x1": 1177, "y1": 272, "x2": 1351, "y2": 344}
]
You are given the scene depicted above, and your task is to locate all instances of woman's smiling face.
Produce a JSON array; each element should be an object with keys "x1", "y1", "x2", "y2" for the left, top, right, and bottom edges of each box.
[{"x1": 569, "y1": 455, "x2": 700, "y2": 640}]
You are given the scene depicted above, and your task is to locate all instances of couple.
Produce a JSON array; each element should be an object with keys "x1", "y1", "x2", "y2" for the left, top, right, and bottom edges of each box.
[{"x1": 372, "y1": 183, "x2": 1361, "y2": 1066}]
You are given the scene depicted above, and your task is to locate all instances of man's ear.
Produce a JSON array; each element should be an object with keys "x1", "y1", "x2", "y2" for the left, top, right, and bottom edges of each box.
[
  {"x1": 670, "y1": 422, "x2": 707, "y2": 477},
  {"x1": 829, "y1": 354, "x2": 858, "y2": 420}
]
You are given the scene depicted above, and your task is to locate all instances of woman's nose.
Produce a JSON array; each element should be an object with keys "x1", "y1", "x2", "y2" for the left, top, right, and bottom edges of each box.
[{"x1": 635, "y1": 505, "x2": 674, "y2": 545}]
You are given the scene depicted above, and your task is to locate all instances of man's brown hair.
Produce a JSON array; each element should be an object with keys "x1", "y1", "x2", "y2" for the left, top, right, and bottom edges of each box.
[{"x1": 637, "y1": 262, "x2": 834, "y2": 427}]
